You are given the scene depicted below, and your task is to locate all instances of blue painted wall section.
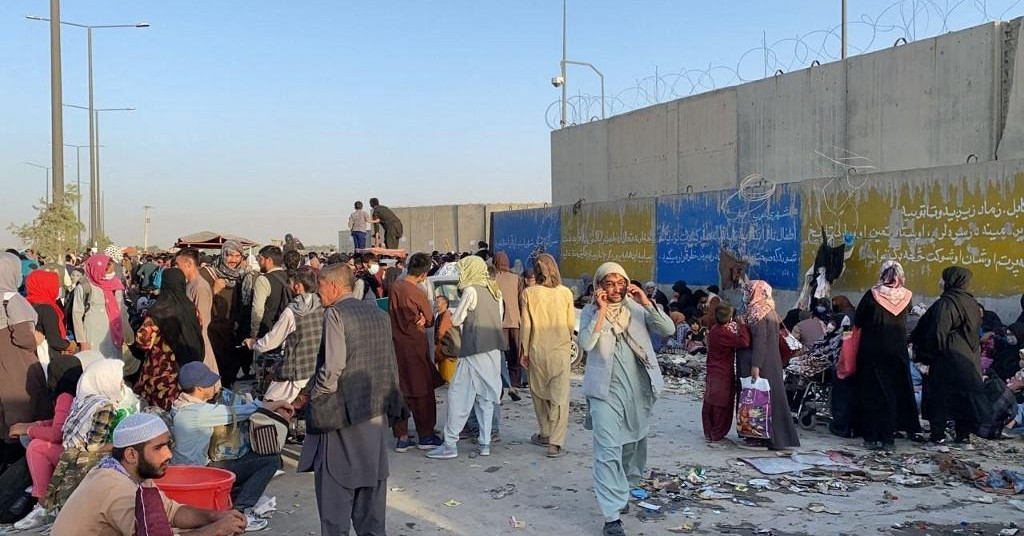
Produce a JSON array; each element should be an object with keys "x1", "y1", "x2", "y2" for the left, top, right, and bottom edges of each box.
[
  {"x1": 492, "y1": 207, "x2": 562, "y2": 269},
  {"x1": 655, "y1": 184, "x2": 802, "y2": 290}
]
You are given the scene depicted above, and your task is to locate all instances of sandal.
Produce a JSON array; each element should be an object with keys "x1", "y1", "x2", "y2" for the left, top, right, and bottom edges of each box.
[
  {"x1": 531, "y1": 434, "x2": 550, "y2": 446},
  {"x1": 546, "y1": 446, "x2": 567, "y2": 458}
]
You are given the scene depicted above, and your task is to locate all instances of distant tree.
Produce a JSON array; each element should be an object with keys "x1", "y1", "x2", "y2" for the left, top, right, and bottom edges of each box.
[{"x1": 7, "y1": 187, "x2": 84, "y2": 261}]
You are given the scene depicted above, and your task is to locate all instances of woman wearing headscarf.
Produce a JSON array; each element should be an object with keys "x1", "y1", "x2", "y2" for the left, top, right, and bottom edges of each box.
[
  {"x1": 70, "y1": 254, "x2": 128, "y2": 359},
  {"x1": 992, "y1": 322, "x2": 1024, "y2": 381},
  {"x1": 912, "y1": 266, "x2": 986, "y2": 444},
  {"x1": 520, "y1": 254, "x2": 576, "y2": 458},
  {"x1": 134, "y1": 268, "x2": 205, "y2": 410},
  {"x1": 852, "y1": 261, "x2": 920, "y2": 451},
  {"x1": 1, "y1": 253, "x2": 53, "y2": 470},
  {"x1": 736, "y1": 280, "x2": 800, "y2": 451},
  {"x1": 43, "y1": 358, "x2": 137, "y2": 515},
  {"x1": 831, "y1": 295, "x2": 856, "y2": 326},
  {"x1": 7, "y1": 350, "x2": 101, "y2": 529},
  {"x1": 426, "y1": 256, "x2": 508, "y2": 460},
  {"x1": 578, "y1": 262, "x2": 674, "y2": 536},
  {"x1": 25, "y1": 270, "x2": 77, "y2": 389}
]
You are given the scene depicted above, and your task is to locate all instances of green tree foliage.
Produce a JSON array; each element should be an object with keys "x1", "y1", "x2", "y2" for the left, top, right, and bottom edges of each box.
[{"x1": 7, "y1": 187, "x2": 84, "y2": 261}]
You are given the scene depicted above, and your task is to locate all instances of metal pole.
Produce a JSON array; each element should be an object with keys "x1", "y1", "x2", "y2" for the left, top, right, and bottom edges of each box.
[
  {"x1": 75, "y1": 146, "x2": 81, "y2": 248},
  {"x1": 49, "y1": 0, "x2": 65, "y2": 210},
  {"x1": 841, "y1": 0, "x2": 847, "y2": 59},
  {"x1": 143, "y1": 205, "x2": 152, "y2": 251},
  {"x1": 95, "y1": 109, "x2": 103, "y2": 239},
  {"x1": 88, "y1": 27, "x2": 97, "y2": 246},
  {"x1": 560, "y1": 0, "x2": 567, "y2": 127}
]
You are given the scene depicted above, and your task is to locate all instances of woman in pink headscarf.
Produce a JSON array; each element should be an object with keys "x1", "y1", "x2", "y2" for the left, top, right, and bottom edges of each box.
[
  {"x1": 853, "y1": 261, "x2": 920, "y2": 451},
  {"x1": 736, "y1": 280, "x2": 800, "y2": 451},
  {"x1": 70, "y1": 254, "x2": 129, "y2": 359}
]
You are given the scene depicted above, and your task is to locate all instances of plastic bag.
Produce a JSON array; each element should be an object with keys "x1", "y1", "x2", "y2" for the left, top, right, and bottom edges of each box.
[
  {"x1": 837, "y1": 327, "x2": 860, "y2": 379},
  {"x1": 736, "y1": 377, "x2": 772, "y2": 440}
]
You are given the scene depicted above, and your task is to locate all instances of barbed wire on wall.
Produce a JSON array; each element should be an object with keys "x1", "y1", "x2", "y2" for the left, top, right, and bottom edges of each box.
[{"x1": 546, "y1": 0, "x2": 1024, "y2": 129}]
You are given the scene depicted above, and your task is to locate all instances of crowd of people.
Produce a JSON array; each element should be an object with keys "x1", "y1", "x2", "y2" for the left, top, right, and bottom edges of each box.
[{"x1": 3, "y1": 236, "x2": 1023, "y2": 536}]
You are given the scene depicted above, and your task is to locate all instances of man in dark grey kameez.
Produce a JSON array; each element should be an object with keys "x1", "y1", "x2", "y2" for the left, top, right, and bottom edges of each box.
[{"x1": 300, "y1": 263, "x2": 404, "y2": 536}]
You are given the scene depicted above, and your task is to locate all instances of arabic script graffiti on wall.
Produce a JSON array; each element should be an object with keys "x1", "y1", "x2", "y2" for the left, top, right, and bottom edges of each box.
[
  {"x1": 655, "y1": 184, "x2": 802, "y2": 290},
  {"x1": 802, "y1": 172, "x2": 1024, "y2": 297},
  {"x1": 560, "y1": 199, "x2": 655, "y2": 280},
  {"x1": 491, "y1": 207, "x2": 562, "y2": 269}
]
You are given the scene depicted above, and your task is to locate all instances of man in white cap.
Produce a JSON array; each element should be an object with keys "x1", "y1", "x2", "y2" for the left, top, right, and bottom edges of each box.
[
  {"x1": 52, "y1": 413, "x2": 247, "y2": 536},
  {"x1": 578, "y1": 262, "x2": 675, "y2": 536}
]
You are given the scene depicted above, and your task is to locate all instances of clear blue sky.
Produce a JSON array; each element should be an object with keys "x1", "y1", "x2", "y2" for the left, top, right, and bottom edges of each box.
[{"x1": 2, "y1": 0, "x2": 1018, "y2": 248}]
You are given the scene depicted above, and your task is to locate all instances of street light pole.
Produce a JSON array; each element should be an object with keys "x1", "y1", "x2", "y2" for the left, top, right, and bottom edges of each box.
[
  {"x1": 64, "y1": 143, "x2": 88, "y2": 249},
  {"x1": 24, "y1": 162, "x2": 52, "y2": 202},
  {"x1": 26, "y1": 16, "x2": 148, "y2": 247},
  {"x1": 143, "y1": 205, "x2": 153, "y2": 251},
  {"x1": 841, "y1": 0, "x2": 848, "y2": 59},
  {"x1": 65, "y1": 104, "x2": 134, "y2": 241},
  {"x1": 560, "y1": 0, "x2": 567, "y2": 127},
  {"x1": 49, "y1": 0, "x2": 64, "y2": 209}
]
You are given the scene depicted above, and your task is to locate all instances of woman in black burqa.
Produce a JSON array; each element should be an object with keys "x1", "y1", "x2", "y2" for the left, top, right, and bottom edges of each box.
[
  {"x1": 146, "y1": 268, "x2": 205, "y2": 365},
  {"x1": 853, "y1": 261, "x2": 920, "y2": 451},
  {"x1": 911, "y1": 266, "x2": 987, "y2": 444}
]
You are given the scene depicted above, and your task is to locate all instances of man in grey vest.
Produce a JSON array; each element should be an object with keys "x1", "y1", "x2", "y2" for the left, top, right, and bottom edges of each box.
[
  {"x1": 299, "y1": 263, "x2": 404, "y2": 535},
  {"x1": 426, "y1": 256, "x2": 507, "y2": 460}
]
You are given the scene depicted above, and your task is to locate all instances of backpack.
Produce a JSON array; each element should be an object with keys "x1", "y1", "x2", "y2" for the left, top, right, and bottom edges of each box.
[
  {"x1": 248, "y1": 407, "x2": 289, "y2": 455},
  {"x1": 64, "y1": 280, "x2": 92, "y2": 339}
]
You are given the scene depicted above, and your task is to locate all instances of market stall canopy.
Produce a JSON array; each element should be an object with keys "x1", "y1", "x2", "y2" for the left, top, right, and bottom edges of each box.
[{"x1": 174, "y1": 231, "x2": 260, "y2": 250}]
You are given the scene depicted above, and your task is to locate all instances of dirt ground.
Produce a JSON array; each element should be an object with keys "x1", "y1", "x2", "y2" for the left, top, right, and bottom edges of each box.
[{"x1": 259, "y1": 378, "x2": 1021, "y2": 536}]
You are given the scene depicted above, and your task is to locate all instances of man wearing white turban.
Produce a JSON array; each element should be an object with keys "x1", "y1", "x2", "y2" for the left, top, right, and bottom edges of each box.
[{"x1": 578, "y1": 262, "x2": 675, "y2": 536}]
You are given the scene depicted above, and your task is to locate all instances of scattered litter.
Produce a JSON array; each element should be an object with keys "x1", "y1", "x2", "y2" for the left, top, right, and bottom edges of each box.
[
  {"x1": 389, "y1": 487, "x2": 406, "y2": 492},
  {"x1": 489, "y1": 484, "x2": 516, "y2": 500},
  {"x1": 697, "y1": 490, "x2": 734, "y2": 500},
  {"x1": 1009, "y1": 498, "x2": 1024, "y2": 512},
  {"x1": 807, "y1": 502, "x2": 840, "y2": 515},
  {"x1": 967, "y1": 495, "x2": 995, "y2": 504},
  {"x1": 636, "y1": 501, "x2": 661, "y2": 511},
  {"x1": 882, "y1": 490, "x2": 898, "y2": 502},
  {"x1": 667, "y1": 523, "x2": 697, "y2": 534},
  {"x1": 509, "y1": 516, "x2": 525, "y2": 529},
  {"x1": 252, "y1": 495, "x2": 276, "y2": 518},
  {"x1": 630, "y1": 489, "x2": 649, "y2": 500},
  {"x1": 999, "y1": 529, "x2": 1019, "y2": 536},
  {"x1": 484, "y1": 466, "x2": 501, "y2": 473},
  {"x1": 740, "y1": 456, "x2": 814, "y2": 475},
  {"x1": 443, "y1": 499, "x2": 461, "y2": 507}
]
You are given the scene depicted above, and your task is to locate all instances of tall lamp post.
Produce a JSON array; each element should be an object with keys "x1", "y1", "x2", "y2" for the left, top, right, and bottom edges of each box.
[
  {"x1": 64, "y1": 104, "x2": 134, "y2": 240},
  {"x1": 64, "y1": 142, "x2": 90, "y2": 249},
  {"x1": 26, "y1": 15, "x2": 148, "y2": 247},
  {"x1": 24, "y1": 162, "x2": 52, "y2": 202},
  {"x1": 142, "y1": 205, "x2": 153, "y2": 251},
  {"x1": 554, "y1": 0, "x2": 605, "y2": 127}
]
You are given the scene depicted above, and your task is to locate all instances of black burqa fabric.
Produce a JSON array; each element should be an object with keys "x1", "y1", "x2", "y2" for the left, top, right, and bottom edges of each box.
[
  {"x1": 992, "y1": 322, "x2": 1024, "y2": 381},
  {"x1": 1018, "y1": 294, "x2": 1024, "y2": 325},
  {"x1": 147, "y1": 268, "x2": 205, "y2": 365},
  {"x1": 911, "y1": 266, "x2": 987, "y2": 435},
  {"x1": 852, "y1": 290, "x2": 921, "y2": 443}
]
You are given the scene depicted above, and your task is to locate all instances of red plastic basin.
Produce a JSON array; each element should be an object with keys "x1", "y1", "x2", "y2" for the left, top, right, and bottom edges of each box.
[{"x1": 155, "y1": 465, "x2": 235, "y2": 511}]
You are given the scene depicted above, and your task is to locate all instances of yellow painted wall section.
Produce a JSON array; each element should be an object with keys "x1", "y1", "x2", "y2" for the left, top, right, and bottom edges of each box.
[
  {"x1": 560, "y1": 198, "x2": 655, "y2": 281},
  {"x1": 802, "y1": 171, "x2": 1024, "y2": 297}
]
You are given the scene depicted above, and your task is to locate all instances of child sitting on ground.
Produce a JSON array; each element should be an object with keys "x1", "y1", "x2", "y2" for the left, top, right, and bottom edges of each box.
[{"x1": 703, "y1": 304, "x2": 750, "y2": 445}]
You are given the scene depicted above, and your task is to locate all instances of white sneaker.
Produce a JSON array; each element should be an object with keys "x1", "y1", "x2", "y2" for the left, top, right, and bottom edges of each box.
[
  {"x1": 243, "y1": 509, "x2": 268, "y2": 532},
  {"x1": 425, "y1": 444, "x2": 458, "y2": 459},
  {"x1": 14, "y1": 504, "x2": 50, "y2": 530},
  {"x1": 478, "y1": 444, "x2": 491, "y2": 456}
]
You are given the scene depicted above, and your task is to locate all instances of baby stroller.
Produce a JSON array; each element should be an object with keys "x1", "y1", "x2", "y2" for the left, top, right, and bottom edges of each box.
[{"x1": 785, "y1": 331, "x2": 842, "y2": 430}]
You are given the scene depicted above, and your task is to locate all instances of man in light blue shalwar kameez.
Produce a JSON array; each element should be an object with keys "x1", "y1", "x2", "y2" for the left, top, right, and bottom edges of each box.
[{"x1": 578, "y1": 262, "x2": 675, "y2": 536}]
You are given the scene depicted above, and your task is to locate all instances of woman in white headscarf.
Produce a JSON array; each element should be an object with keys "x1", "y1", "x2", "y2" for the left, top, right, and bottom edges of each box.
[
  {"x1": 0, "y1": 252, "x2": 52, "y2": 462},
  {"x1": 43, "y1": 359, "x2": 137, "y2": 513},
  {"x1": 578, "y1": 262, "x2": 674, "y2": 536}
]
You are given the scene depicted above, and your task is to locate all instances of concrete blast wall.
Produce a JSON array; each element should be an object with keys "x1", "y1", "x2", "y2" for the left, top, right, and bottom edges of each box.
[
  {"x1": 337, "y1": 203, "x2": 546, "y2": 254},
  {"x1": 552, "y1": 20, "x2": 1024, "y2": 204}
]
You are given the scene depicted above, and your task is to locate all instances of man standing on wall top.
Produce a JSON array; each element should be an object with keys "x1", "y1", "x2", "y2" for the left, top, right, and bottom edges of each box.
[{"x1": 369, "y1": 198, "x2": 404, "y2": 250}]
